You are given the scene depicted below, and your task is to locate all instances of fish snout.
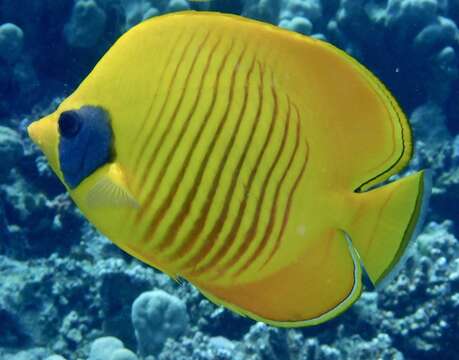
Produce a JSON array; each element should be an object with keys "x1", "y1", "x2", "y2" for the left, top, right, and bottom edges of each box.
[
  {"x1": 27, "y1": 120, "x2": 43, "y2": 146},
  {"x1": 27, "y1": 114, "x2": 60, "y2": 174},
  {"x1": 27, "y1": 115, "x2": 57, "y2": 148}
]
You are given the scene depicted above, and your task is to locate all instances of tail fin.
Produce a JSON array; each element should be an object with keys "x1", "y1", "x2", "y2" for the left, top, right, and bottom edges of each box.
[{"x1": 347, "y1": 170, "x2": 431, "y2": 287}]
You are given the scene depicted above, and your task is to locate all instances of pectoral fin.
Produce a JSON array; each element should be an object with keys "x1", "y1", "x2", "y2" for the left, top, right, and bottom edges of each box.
[{"x1": 86, "y1": 163, "x2": 139, "y2": 209}]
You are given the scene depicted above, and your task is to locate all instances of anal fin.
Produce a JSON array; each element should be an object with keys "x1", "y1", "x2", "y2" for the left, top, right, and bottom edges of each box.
[{"x1": 191, "y1": 229, "x2": 362, "y2": 327}]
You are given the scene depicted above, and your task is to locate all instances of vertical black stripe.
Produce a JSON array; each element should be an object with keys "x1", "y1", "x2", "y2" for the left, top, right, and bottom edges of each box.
[
  {"x1": 231, "y1": 90, "x2": 291, "y2": 278},
  {"x1": 261, "y1": 104, "x2": 309, "y2": 269},
  {"x1": 170, "y1": 52, "x2": 255, "y2": 267},
  {"x1": 133, "y1": 30, "x2": 197, "y2": 190},
  {"x1": 131, "y1": 29, "x2": 187, "y2": 160},
  {"x1": 190, "y1": 62, "x2": 279, "y2": 275},
  {"x1": 135, "y1": 31, "x2": 212, "y2": 222},
  {"x1": 138, "y1": 38, "x2": 234, "y2": 247},
  {"x1": 215, "y1": 72, "x2": 281, "y2": 274},
  {"x1": 180, "y1": 61, "x2": 264, "y2": 273},
  {"x1": 154, "y1": 39, "x2": 242, "y2": 252},
  {"x1": 166, "y1": 48, "x2": 254, "y2": 262}
]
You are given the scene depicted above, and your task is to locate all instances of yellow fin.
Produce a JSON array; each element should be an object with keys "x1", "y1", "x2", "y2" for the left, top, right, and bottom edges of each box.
[
  {"x1": 347, "y1": 170, "x2": 430, "y2": 286},
  {"x1": 191, "y1": 229, "x2": 362, "y2": 328},
  {"x1": 86, "y1": 163, "x2": 139, "y2": 209}
]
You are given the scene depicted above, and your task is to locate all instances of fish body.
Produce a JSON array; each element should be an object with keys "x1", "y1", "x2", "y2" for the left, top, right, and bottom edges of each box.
[{"x1": 28, "y1": 11, "x2": 430, "y2": 327}]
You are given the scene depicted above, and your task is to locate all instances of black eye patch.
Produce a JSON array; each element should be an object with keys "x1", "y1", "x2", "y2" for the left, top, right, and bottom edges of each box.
[
  {"x1": 58, "y1": 106, "x2": 112, "y2": 189},
  {"x1": 59, "y1": 110, "x2": 82, "y2": 138}
]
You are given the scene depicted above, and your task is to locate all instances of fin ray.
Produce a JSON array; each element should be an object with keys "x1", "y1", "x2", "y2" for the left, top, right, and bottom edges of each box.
[
  {"x1": 86, "y1": 163, "x2": 139, "y2": 209},
  {"x1": 347, "y1": 170, "x2": 430, "y2": 286}
]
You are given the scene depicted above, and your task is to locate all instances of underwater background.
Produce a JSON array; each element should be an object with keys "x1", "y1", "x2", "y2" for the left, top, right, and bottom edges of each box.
[{"x1": 0, "y1": 0, "x2": 458, "y2": 359}]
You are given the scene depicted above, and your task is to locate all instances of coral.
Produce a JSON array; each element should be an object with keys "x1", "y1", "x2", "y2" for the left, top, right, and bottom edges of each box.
[
  {"x1": 378, "y1": 221, "x2": 459, "y2": 358},
  {"x1": 413, "y1": 16, "x2": 459, "y2": 104},
  {"x1": 189, "y1": 286, "x2": 252, "y2": 340},
  {"x1": 242, "y1": 323, "x2": 291, "y2": 360},
  {"x1": 0, "y1": 276, "x2": 30, "y2": 347},
  {"x1": 279, "y1": 16, "x2": 313, "y2": 35},
  {"x1": 0, "y1": 0, "x2": 125, "y2": 117},
  {"x1": 157, "y1": 332, "x2": 240, "y2": 360},
  {"x1": 121, "y1": 0, "x2": 159, "y2": 28},
  {"x1": 0, "y1": 182, "x2": 84, "y2": 258},
  {"x1": 155, "y1": 220, "x2": 458, "y2": 360},
  {"x1": 45, "y1": 356, "x2": 66, "y2": 360},
  {"x1": 242, "y1": 0, "x2": 281, "y2": 24},
  {"x1": 0, "y1": 126, "x2": 23, "y2": 182},
  {"x1": 208, "y1": 336, "x2": 236, "y2": 357},
  {"x1": 0, "y1": 22, "x2": 33, "y2": 112},
  {"x1": 167, "y1": 0, "x2": 190, "y2": 13},
  {"x1": 97, "y1": 259, "x2": 155, "y2": 348},
  {"x1": 64, "y1": 0, "x2": 108, "y2": 48},
  {"x1": 1, "y1": 347, "x2": 52, "y2": 360},
  {"x1": 62, "y1": 0, "x2": 127, "y2": 51},
  {"x1": 0, "y1": 23, "x2": 24, "y2": 64},
  {"x1": 408, "y1": 102, "x2": 459, "y2": 222},
  {"x1": 89, "y1": 337, "x2": 138, "y2": 360},
  {"x1": 111, "y1": 348, "x2": 138, "y2": 360},
  {"x1": 410, "y1": 102, "x2": 451, "y2": 146},
  {"x1": 131, "y1": 289, "x2": 189, "y2": 356},
  {"x1": 280, "y1": 0, "x2": 323, "y2": 24},
  {"x1": 0, "y1": 239, "x2": 170, "y2": 358},
  {"x1": 385, "y1": 0, "x2": 439, "y2": 43}
]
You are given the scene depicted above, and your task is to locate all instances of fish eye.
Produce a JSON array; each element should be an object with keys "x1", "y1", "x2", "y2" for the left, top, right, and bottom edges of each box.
[{"x1": 58, "y1": 110, "x2": 82, "y2": 138}]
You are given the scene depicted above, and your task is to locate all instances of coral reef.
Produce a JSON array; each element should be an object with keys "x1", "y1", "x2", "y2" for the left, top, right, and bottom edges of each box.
[
  {"x1": 0, "y1": 0, "x2": 458, "y2": 359},
  {"x1": 131, "y1": 290, "x2": 189, "y2": 356},
  {"x1": 88, "y1": 337, "x2": 138, "y2": 360},
  {"x1": 0, "y1": 126, "x2": 22, "y2": 182},
  {"x1": 0, "y1": 23, "x2": 24, "y2": 64},
  {"x1": 64, "y1": 0, "x2": 108, "y2": 48}
]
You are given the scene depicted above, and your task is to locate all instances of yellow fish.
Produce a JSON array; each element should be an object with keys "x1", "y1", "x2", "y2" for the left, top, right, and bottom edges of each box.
[{"x1": 28, "y1": 11, "x2": 430, "y2": 327}]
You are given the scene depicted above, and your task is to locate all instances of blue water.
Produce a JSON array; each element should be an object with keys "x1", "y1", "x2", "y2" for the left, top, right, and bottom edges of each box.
[{"x1": 0, "y1": 0, "x2": 458, "y2": 359}]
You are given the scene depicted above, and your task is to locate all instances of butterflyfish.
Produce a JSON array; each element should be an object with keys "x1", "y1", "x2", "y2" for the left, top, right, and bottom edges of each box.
[{"x1": 28, "y1": 11, "x2": 430, "y2": 327}]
